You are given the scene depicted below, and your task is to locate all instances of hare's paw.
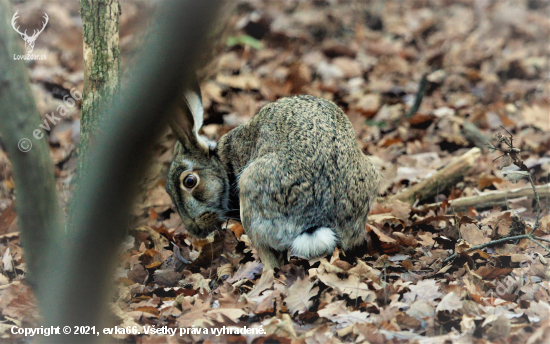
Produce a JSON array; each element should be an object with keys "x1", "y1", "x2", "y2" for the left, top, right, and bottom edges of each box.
[{"x1": 256, "y1": 246, "x2": 283, "y2": 270}]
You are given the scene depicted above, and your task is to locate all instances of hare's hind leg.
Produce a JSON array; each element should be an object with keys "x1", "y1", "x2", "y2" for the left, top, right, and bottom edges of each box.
[
  {"x1": 256, "y1": 246, "x2": 282, "y2": 270},
  {"x1": 239, "y1": 197, "x2": 283, "y2": 270},
  {"x1": 238, "y1": 154, "x2": 297, "y2": 270}
]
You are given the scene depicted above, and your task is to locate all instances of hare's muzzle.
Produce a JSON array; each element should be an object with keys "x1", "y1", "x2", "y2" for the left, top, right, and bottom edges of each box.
[{"x1": 183, "y1": 211, "x2": 223, "y2": 238}]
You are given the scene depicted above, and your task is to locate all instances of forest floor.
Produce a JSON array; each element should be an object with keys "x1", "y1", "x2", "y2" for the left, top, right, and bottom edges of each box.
[{"x1": 0, "y1": 0, "x2": 549, "y2": 343}]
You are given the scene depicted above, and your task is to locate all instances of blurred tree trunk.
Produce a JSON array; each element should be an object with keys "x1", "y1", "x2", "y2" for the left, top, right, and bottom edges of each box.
[
  {"x1": 77, "y1": 0, "x2": 120, "y2": 185},
  {"x1": 0, "y1": 0, "x2": 61, "y2": 286},
  {"x1": 39, "y1": 1, "x2": 221, "y2": 339}
]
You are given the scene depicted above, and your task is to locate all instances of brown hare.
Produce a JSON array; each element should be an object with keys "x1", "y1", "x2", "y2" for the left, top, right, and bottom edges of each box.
[{"x1": 166, "y1": 75, "x2": 380, "y2": 270}]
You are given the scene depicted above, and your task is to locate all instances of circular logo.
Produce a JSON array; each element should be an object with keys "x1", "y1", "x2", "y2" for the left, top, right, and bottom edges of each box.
[{"x1": 18, "y1": 138, "x2": 32, "y2": 152}]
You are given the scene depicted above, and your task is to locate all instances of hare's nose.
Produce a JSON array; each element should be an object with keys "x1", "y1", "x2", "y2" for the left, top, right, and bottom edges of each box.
[{"x1": 197, "y1": 211, "x2": 219, "y2": 226}]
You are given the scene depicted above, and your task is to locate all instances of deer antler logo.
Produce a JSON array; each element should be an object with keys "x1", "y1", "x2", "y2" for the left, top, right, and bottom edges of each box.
[{"x1": 11, "y1": 11, "x2": 49, "y2": 54}]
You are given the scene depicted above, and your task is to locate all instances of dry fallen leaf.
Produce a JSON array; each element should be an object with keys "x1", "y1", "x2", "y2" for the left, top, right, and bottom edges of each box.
[
  {"x1": 317, "y1": 272, "x2": 375, "y2": 301},
  {"x1": 216, "y1": 73, "x2": 260, "y2": 90},
  {"x1": 3, "y1": 1, "x2": 550, "y2": 343},
  {"x1": 435, "y1": 292, "x2": 463, "y2": 312},
  {"x1": 206, "y1": 308, "x2": 246, "y2": 322},
  {"x1": 367, "y1": 225, "x2": 400, "y2": 253},
  {"x1": 460, "y1": 223, "x2": 490, "y2": 246},
  {"x1": 474, "y1": 266, "x2": 513, "y2": 280},
  {"x1": 2, "y1": 248, "x2": 13, "y2": 272},
  {"x1": 331, "y1": 311, "x2": 370, "y2": 328},
  {"x1": 284, "y1": 276, "x2": 318, "y2": 314},
  {"x1": 522, "y1": 103, "x2": 550, "y2": 131},
  {"x1": 180, "y1": 272, "x2": 211, "y2": 294},
  {"x1": 348, "y1": 260, "x2": 381, "y2": 285},
  {"x1": 153, "y1": 269, "x2": 182, "y2": 287},
  {"x1": 0, "y1": 282, "x2": 37, "y2": 323},
  {"x1": 317, "y1": 300, "x2": 348, "y2": 318},
  {"x1": 247, "y1": 270, "x2": 274, "y2": 298},
  {"x1": 134, "y1": 306, "x2": 159, "y2": 317},
  {"x1": 485, "y1": 313, "x2": 511, "y2": 341},
  {"x1": 406, "y1": 301, "x2": 435, "y2": 319},
  {"x1": 403, "y1": 279, "x2": 442, "y2": 305},
  {"x1": 392, "y1": 232, "x2": 418, "y2": 247},
  {"x1": 389, "y1": 200, "x2": 412, "y2": 222},
  {"x1": 227, "y1": 261, "x2": 263, "y2": 283}
]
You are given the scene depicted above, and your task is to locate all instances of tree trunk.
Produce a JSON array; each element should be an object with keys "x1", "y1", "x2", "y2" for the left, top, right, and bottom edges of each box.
[
  {"x1": 78, "y1": 0, "x2": 120, "y2": 180},
  {"x1": 0, "y1": 0, "x2": 61, "y2": 287}
]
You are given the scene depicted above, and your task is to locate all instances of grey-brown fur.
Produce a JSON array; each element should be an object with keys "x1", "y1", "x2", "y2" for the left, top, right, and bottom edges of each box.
[{"x1": 167, "y1": 85, "x2": 380, "y2": 270}]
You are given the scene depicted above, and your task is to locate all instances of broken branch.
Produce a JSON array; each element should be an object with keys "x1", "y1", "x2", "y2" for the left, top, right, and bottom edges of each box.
[
  {"x1": 389, "y1": 147, "x2": 481, "y2": 205},
  {"x1": 427, "y1": 184, "x2": 550, "y2": 211},
  {"x1": 443, "y1": 233, "x2": 549, "y2": 263}
]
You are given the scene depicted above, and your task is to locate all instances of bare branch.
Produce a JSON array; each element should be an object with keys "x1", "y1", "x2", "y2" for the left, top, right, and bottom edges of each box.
[{"x1": 492, "y1": 154, "x2": 505, "y2": 162}]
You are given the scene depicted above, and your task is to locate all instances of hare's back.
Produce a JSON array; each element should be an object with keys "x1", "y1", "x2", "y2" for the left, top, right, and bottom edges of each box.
[
  {"x1": 254, "y1": 95, "x2": 358, "y2": 153},
  {"x1": 237, "y1": 95, "x2": 379, "y2": 253},
  {"x1": 251, "y1": 95, "x2": 377, "y2": 217}
]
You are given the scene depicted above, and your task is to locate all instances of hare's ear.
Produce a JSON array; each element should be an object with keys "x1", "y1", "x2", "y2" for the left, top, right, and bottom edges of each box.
[{"x1": 170, "y1": 73, "x2": 209, "y2": 153}]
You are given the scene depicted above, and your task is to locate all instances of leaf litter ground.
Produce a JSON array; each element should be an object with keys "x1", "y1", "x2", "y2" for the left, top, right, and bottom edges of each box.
[{"x1": 0, "y1": 0, "x2": 549, "y2": 343}]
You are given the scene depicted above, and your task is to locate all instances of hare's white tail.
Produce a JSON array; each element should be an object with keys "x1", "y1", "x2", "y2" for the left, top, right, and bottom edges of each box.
[{"x1": 290, "y1": 227, "x2": 336, "y2": 258}]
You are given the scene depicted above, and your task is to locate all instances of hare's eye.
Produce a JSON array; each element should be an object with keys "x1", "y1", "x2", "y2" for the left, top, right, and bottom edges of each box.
[{"x1": 180, "y1": 173, "x2": 199, "y2": 190}]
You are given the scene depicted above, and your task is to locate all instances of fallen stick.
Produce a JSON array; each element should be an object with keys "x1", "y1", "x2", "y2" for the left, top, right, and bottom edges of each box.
[
  {"x1": 428, "y1": 184, "x2": 550, "y2": 211},
  {"x1": 389, "y1": 147, "x2": 482, "y2": 205}
]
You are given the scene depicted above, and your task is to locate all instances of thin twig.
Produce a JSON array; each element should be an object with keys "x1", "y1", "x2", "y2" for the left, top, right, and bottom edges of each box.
[
  {"x1": 528, "y1": 174, "x2": 541, "y2": 235},
  {"x1": 528, "y1": 237, "x2": 550, "y2": 252},
  {"x1": 444, "y1": 131, "x2": 549, "y2": 265},
  {"x1": 406, "y1": 73, "x2": 429, "y2": 118},
  {"x1": 444, "y1": 234, "x2": 530, "y2": 263}
]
